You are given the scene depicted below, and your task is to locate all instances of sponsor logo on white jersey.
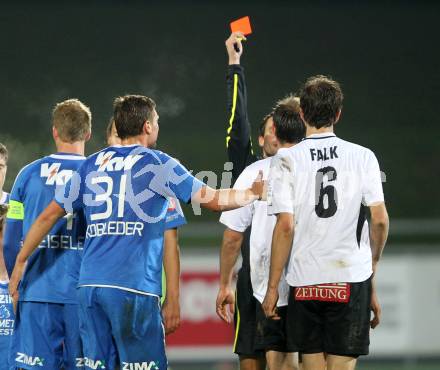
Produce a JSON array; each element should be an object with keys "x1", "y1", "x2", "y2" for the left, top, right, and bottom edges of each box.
[
  {"x1": 15, "y1": 352, "x2": 44, "y2": 366},
  {"x1": 41, "y1": 163, "x2": 73, "y2": 185},
  {"x1": 95, "y1": 152, "x2": 142, "y2": 172},
  {"x1": 122, "y1": 361, "x2": 160, "y2": 370}
]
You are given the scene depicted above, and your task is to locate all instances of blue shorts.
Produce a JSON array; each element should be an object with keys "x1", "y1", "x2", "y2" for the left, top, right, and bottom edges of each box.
[
  {"x1": 77, "y1": 286, "x2": 166, "y2": 370},
  {"x1": 11, "y1": 301, "x2": 82, "y2": 370},
  {"x1": 0, "y1": 304, "x2": 14, "y2": 370}
]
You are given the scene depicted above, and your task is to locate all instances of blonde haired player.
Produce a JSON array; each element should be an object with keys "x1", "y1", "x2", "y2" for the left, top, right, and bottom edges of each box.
[{"x1": 4, "y1": 99, "x2": 91, "y2": 369}]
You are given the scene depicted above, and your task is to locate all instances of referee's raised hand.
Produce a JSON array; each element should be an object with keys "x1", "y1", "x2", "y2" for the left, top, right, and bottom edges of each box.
[{"x1": 225, "y1": 32, "x2": 246, "y2": 65}]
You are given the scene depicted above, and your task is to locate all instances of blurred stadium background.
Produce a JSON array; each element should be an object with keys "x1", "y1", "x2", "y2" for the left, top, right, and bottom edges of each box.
[{"x1": 1, "y1": 1, "x2": 439, "y2": 369}]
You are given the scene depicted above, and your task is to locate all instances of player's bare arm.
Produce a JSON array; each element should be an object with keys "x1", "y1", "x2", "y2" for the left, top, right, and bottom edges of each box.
[
  {"x1": 192, "y1": 170, "x2": 264, "y2": 212},
  {"x1": 8, "y1": 200, "x2": 66, "y2": 305},
  {"x1": 262, "y1": 212, "x2": 294, "y2": 320},
  {"x1": 162, "y1": 228, "x2": 181, "y2": 335},
  {"x1": 369, "y1": 202, "x2": 389, "y2": 329},
  {"x1": 226, "y1": 32, "x2": 246, "y2": 65},
  {"x1": 369, "y1": 202, "x2": 389, "y2": 273},
  {"x1": 216, "y1": 228, "x2": 243, "y2": 323}
]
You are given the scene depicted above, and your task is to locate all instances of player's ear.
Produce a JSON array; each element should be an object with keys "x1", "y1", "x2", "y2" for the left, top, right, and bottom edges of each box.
[
  {"x1": 258, "y1": 135, "x2": 264, "y2": 148},
  {"x1": 299, "y1": 108, "x2": 306, "y2": 124},
  {"x1": 52, "y1": 126, "x2": 59, "y2": 141},
  {"x1": 143, "y1": 120, "x2": 152, "y2": 135},
  {"x1": 84, "y1": 130, "x2": 91, "y2": 142},
  {"x1": 334, "y1": 109, "x2": 342, "y2": 125}
]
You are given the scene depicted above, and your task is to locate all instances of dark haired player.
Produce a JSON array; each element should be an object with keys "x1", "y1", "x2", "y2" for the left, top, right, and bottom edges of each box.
[
  {"x1": 106, "y1": 117, "x2": 185, "y2": 335},
  {"x1": 263, "y1": 76, "x2": 389, "y2": 370},
  {"x1": 220, "y1": 100, "x2": 305, "y2": 370},
  {"x1": 9, "y1": 95, "x2": 264, "y2": 370}
]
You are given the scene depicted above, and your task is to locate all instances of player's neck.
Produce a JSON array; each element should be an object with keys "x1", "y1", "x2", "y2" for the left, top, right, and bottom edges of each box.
[
  {"x1": 55, "y1": 141, "x2": 85, "y2": 156},
  {"x1": 279, "y1": 142, "x2": 295, "y2": 149},
  {"x1": 306, "y1": 125, "x2": 334, "y2": 137},
  {"x1": 120, "y1": 135, "x2": 149, "y2": 147}
]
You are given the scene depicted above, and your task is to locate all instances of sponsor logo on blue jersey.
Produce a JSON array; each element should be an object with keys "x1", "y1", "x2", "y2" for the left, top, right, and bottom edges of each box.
[
  {"x1": 15, "y1": 352, "x2": 44, "y2": 366},
  {"x1": 95, "y1": 151, "x2": 142, "y2": 172},
  {"x1": 0, "y1": 288, "x2": 14, "y2": 337},
  {"x1": 40, "y1": 162, "x2": 73, "y2": 185},
  {"x1": 83, "y1": 357, "x2": 106, "y2": 369},
  {"x1": 122, "y1": 361, "x2": 160, "y2": 370},
  {"x1": 0, "y1": 302, "x2": 13, "y2": 335}
]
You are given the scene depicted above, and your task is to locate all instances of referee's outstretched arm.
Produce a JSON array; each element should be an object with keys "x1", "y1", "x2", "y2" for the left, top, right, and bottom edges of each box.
[{"x1": 225, "y1": 32, "x2": 257, "y2": 183}]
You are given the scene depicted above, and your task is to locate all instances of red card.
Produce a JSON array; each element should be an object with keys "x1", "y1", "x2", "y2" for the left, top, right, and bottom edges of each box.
[{"x1": 230, "y1": 16, "x2": 252, "y2": 36}]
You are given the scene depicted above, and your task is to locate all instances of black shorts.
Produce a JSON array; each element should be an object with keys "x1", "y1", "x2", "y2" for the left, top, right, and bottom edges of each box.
[
  {"x1": 233, "y1": 268, "x2": 265, "y2": 358},
  {"x1": 287, "y1": 277, "x2": 372, "y2": 357},
  {"x1": 254, "y1": 302, "x2": 289, "y2": 353}
]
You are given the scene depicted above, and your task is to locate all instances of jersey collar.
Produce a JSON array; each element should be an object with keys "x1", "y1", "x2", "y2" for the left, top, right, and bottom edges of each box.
[
  {"x1": 50, "y1": 152, "x2": 86, "y2": 160},
  {"x1": 305, "y1": 133, "x2": 336, "y2": 140},
  {"x1": 108, "y1": 144, "x2": 141, "y2": 148}
]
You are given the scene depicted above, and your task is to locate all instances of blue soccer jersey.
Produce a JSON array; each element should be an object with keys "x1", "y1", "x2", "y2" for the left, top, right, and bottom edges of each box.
[
  {"x1": 56, "y1": 145, "x2": 203, "y2": 297},
  {"x1": 4, "y1": 153, "x2": 86, "y2": 304},
  {"x1": 0, "y1": 282, "x2": 14, "y2": 370}
]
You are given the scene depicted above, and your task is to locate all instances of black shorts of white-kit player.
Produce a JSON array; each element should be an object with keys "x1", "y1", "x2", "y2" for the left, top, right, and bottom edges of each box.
[
  {"x1": 233, "y1": 264, "x2": 265, "y2": 357},
  {"x1": 286, "y1": 278, "x2": 372, "y2": 356},
  {"x1": 254, "y1": 301, "x2": 289, "y2": 353}
]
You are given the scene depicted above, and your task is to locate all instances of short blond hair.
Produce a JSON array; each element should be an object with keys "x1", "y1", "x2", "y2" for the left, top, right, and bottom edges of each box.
[{"x1": 52, "y1": 99, "x2": 92, "y2": 143}]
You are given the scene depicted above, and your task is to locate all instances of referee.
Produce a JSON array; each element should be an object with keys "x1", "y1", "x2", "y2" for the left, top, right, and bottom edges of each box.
[{"x1": 216, "y1": 32, "x2": 298, "y2": 370}]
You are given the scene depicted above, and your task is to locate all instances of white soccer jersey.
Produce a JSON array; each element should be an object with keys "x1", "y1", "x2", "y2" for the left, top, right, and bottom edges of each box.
[
  {"x1": 0, "y1": 191, "x2": 8, "y2": 205},
  {"x1": 220, "y1": 158, "x2": 290, "y2": 306},
  {"x1": 267, "y1": 133, "x2": 384, "y2": 287}
]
